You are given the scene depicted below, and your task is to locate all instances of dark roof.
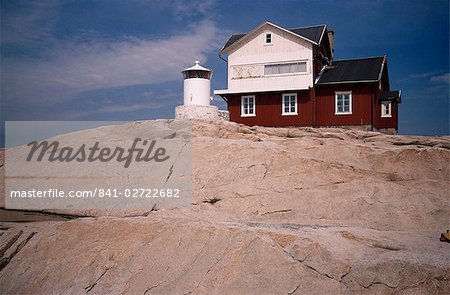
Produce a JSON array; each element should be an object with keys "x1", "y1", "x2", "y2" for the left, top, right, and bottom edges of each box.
[
  {"x1": 316, "y1": 56, "x2": 385, "y2": 85},
  {"x1": 379, "y1": 90, "x2": 401, "y2": 102},
  {"x1": 223, "y1": 34, "x2": 246, "y2": 51},
  {"x1": 221, "y1": 24, "x2": 326, "y2": 52},
  {"x1": 290, "y1": 25, "x2": 326, "y2": 44}
]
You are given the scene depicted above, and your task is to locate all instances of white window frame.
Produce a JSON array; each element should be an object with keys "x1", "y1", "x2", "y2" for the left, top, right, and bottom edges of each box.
[
  {"x1": 241, "y1": 95, "x2": 256, "y2": 117},
  {"x1": 282, "y1": 93, "x2": 298, "y2": 116},
  {"x1": 264, "y1": 32, "x2": 272, "y2": 45},
  {"x1": 335, "y1": 91, "x2": 352, "y2": 115},
  {"x1": 264, "y1": 61, "x2": 308, "y2": 76},
  {"x1": 381, "y1": 101, "x2": 392, "y2": 118}
]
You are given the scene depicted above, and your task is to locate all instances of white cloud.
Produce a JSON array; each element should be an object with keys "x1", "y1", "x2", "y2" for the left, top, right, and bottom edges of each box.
[{"x1": 2, "y1": 19, "x2": 222, "y2": 106}]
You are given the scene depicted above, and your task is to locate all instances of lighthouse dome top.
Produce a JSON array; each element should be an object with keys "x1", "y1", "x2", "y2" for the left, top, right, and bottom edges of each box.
[{"x1": 182, "y1": 60, "x2": 212, "y2": 73}]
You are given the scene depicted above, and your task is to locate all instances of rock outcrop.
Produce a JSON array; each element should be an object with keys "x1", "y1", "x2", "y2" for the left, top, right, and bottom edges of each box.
[{"x1": 0, "y1": 119, "x2": 449, "y2": 294}]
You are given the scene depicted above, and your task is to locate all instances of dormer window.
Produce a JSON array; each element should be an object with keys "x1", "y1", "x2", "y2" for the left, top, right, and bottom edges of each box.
[{"x1": 265, "y1": 33, "x2": 272, "y2": 44}]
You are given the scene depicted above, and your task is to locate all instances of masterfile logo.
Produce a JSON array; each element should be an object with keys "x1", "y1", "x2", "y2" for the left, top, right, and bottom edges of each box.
[
  {"x1": 5, "y1": 121, "x2": 192, "y2": 210},
  {"x1": 26, "y1": 138, "x2": 170, "y2": 168}
]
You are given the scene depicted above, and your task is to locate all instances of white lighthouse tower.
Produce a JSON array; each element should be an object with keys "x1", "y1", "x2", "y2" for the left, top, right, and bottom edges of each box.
[
  {"x1": 182, "y1": 60, "x2": 212, "y2": 106},
  {"x1": 175, "y1": 61, "x2": 229, "y2": 121}
]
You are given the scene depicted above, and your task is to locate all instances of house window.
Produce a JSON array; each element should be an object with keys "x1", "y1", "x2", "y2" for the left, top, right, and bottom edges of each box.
[
  {"x1": 241, "y1": 95, "x2": 256, "y2": 117},
  {"x1": 381, "y1": 101, "x2": 392, "y2": 117},
  {"x1": 335, "y1": 91, "x2": 352, "y2": 115},
  {"x1": 265, "y1": 33, "x2": 272, "y2": 44},
  {"x1": 282, "y1": 93, "x2": 297, "y2": 115},
  {"x1": 264, "y1": 62, "x2": 307, "y2": 75}
]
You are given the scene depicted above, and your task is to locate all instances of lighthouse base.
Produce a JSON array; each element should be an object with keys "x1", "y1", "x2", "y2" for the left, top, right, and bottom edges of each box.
[{"x1": 175, "y1": 105, "x2": 229, "y2": 121}]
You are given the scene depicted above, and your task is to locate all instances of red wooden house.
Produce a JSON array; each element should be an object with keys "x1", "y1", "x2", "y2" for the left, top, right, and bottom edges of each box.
[{"x1": 214, "y1": 22, "x2": 401, "y2": 134}]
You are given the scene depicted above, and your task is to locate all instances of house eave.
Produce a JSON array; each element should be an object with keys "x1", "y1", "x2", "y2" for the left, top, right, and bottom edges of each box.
[
  {"x1": 318, "y1": 25, "x2": 327, "y2": 44},
  {"x1": 214, "y1": 87, "x2": 310, "y2": 96},
  {"x1": 315, "y1": 80, "x2": 379, "y2": 86},
  {"x1": 377, "y1": 55, "x2": 387, "y2": 81}
]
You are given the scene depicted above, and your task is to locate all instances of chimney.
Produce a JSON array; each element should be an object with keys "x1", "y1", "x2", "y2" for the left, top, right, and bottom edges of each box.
[{"x1": 327, "y1": 27, "x2": 335, "y2": 59}]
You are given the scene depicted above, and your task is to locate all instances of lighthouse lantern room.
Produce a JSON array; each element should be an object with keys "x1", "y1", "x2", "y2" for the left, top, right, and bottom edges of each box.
[{"x1": 182, "y1": 61, "x2": 212, "y2": 106}]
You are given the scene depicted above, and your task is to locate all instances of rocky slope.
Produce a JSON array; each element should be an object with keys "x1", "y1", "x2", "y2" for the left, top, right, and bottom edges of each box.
[{"x1": 1, "y1": 120, "x2": 449, "y2": 294}]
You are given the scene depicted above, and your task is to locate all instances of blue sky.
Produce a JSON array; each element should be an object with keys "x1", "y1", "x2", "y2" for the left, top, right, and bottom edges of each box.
[{"x1": 1, "y1": 0, "x2": 449, "y2": 146}]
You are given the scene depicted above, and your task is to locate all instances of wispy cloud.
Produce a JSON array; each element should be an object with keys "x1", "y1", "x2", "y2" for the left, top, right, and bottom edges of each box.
[
  {"x1": 2, "y1": 83, "x2": 182, "y2": 121},
  {"x1": 98, "y1": 103, "x2": 161, "y2": 114},
  {"x1": 84, "y1": 88, "x2": 181, "y2": 116},
  {"x1": 167, "y1": 0, "x2": 216, "y2": 19},
  {"x1": 398, "y1": 70, "x2": 444, "y2": 83},
  {"x1": 430, "y1": 73, "x2": 450, "y2": 84},
  {"x1": 2, "y1": 19, "x2": 222, "y2": 109},
  {"x1": 1, "y1": 1, "x2": 58, "y2": 46}
]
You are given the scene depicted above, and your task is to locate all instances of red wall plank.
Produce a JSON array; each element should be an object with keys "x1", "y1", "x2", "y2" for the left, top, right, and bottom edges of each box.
[
  {"x1": 315, "y1": 83, "x2": 373, "y2": 127},
  {"x1": 227, "y1": 90, "x2": 313, "y2": 127},
  {"x1": 224, "y1": 83, "x2": 398, "y2": 130}
]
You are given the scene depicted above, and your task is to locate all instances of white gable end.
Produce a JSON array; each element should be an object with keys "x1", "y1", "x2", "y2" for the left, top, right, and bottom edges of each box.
[{"x1": 223, "y1": 24, "x2": 314, "y2": 94}]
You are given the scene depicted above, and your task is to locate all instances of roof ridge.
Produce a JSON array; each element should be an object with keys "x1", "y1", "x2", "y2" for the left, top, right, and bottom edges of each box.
[
  {"x1": 333, "y1": 56, "x2": 385, "y2": 62},
  {"x1": 288, "y1": 24, "x2": 326, "y2": 30},
  {"x1": 230, "y1": 24, "x2": 326, "y2": 36}
]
